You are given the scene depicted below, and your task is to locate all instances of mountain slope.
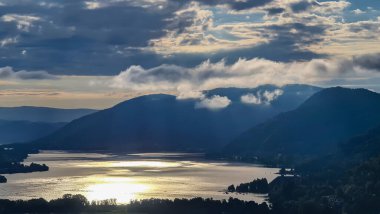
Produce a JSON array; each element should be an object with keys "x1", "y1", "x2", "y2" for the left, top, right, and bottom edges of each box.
[
  {"x1": 0, "y1": 120, "x2": 65, "y2": 144},
  {"x1": 225, "y1": 87, "x2": 380, "y2": 157},
  {"x1": 0, "y1": 106, "x2": 97, "y2": 123},
  {"x1": 341, "y1": 125, "x2": 380, "y2": 160},
  {"x1": 31, "y1": 85, "x2": 320, "y2": 152}
]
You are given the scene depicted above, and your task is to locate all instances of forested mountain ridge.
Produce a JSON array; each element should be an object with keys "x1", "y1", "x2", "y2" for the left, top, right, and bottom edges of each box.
[
  {"x1": 30, "y1": 85, "x2": 320, "y2": 152},
  {"x1": 225, "y1": 87, "x2": 380, "y2": 158}
]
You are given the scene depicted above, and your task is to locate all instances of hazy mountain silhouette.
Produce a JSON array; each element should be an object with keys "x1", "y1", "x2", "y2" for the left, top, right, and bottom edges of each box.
[
  {"x1": 31, "y1": 85, "x2": 320, "y2": 152},
  {"x1": 0, "y1": 120, "x2": 65, "y2": 144},
  {"x1": 225, "y1": 87, "x2": 380, "y2": 157},
  {"x1": 0, "y1": 106, "x2": 97, "y2": 123}
]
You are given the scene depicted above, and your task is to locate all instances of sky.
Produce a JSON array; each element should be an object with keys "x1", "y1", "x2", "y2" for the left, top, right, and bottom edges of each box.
[{"x1": 0, "y1": 0, "x2": 379, "y2": 109}]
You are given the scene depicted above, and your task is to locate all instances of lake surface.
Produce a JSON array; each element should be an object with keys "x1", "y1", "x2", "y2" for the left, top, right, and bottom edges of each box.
[{"x1": 0, "y1": 151, "x2": 279, "y2": 204}]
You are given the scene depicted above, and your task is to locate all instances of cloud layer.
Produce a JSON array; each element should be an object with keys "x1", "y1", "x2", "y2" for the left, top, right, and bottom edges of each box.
[
  {"x1": 0, "y1": 66, "x2": 58, "y2": 80},
  {"x1": 241, "y1": 89, "x2": 284, "y2": 105},
  {"x1": 0, "y1": 0, "x2": 379, "y2": 75},
  {"x1": 105, "y1": 53, "x2": 380, "y2": 94}
]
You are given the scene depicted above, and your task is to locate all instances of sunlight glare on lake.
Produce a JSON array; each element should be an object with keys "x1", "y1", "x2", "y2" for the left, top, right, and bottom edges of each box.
[
  {"x1": 85, "y1": 177, "x2": 150, "y2": 204},
  {"x1": 111, "y1": 161, "x2": 182, "y2": 168},
  {"x1": 76, "y1": 160, "x2": 182, "y2": 169},
  {"x1": 1, "y1": 151, "x2": 279, "y2": 204}
]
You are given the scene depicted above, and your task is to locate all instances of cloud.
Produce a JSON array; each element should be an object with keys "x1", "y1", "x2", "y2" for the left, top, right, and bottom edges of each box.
[
  {"x1": 0, "y1": 67, "x2": 58, "y2": 80},
  {"x1": 0, "y1": 0, "x2": 379, "y2": 76},
  {"x1": 195, "y1": 95, "x2": 231, "y2": 110},
  {"x1": 102, "y1": 53, "x2": 380, "y2": 93},
  {"x1": 0, "y1": 0, "x2": 192, "y2": 75},
  {"x1": 241, "y1": 93, "x2": 262, "y2": 105},
  {"x1": 0, "y1": 37, "x2": 18, "y2": 47},
  {"x1": 176, "y1": 90, "x2": 205, "y2": 100},
  {"x1": 290, "y1": 0, "x2": 318, "y2": 13},
  {"x1": 265, "y1": 7, "x2": 285, "y2": 15},
  {"x1": 229, "y1": 0, "x2": 276, "y2": 11},
  {"x1": 176, "y1": 0, "x2": 275, "y2": 11},
  {"x1": 263, "y1": 89, "x2": 284, "y2": 102},
  {"x1": 241, "y1": 89, "x2": 284, "y2": 105},
  {"x1": 352, "y1": 9, "x2": 365, "y2": 15},
  {"x1": 353, "y1": 53, "x2": 380, "y2": 71},
  {"x1": 1, "y1": 14, "x2": 41, "y2": 31}
]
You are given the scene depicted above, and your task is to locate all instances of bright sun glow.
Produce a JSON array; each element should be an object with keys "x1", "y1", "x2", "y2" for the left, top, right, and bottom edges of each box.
[
  {"x1": 110, "y1": 161, "x2": 181, "y2": 168},
  {"x1": 84, "y1": 177, "x2": 150, "y2": 204}
]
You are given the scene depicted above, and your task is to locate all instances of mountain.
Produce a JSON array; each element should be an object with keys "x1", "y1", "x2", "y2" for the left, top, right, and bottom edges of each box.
[
  {"x1": 340, "y1": 125, "x2": 380, "y2": 161},
  {"x1": 0, "y1": 106, "x2": 97, "y2": 123},
  {"x1": 225, "y1": 87, "x2": 380, "y2": 157},
  {"x1": 0, "y1": 120, "x2": 65, "y2": 144},
  {"x1": 31, "y1": 84, "x2": 321, "y2": 152}
]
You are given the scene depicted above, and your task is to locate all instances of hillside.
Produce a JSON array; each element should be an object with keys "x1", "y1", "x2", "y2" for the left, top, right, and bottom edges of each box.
[
  {"x1": 0, "y1": 120, "x2": 65, "y2": 144},
  {"x1": 225, "y1": 87, "x2": 380, "y2": 157},
  {"x1": 31, "y1": 85, "x2": 320, "y2": 152},
  {"x1": 0, "y1": 106, "x2": 97, "y2": 123}
]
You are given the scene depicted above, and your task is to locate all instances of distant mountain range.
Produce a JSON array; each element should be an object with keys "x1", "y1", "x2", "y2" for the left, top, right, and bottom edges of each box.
[
  {"x1": 0, "y1": 120, "x2": 65, "y2": 144},
  {"x1": 225, "y1": 87, "x2": 380, "y2": 157},
  {"x1": 31, "y1": 84, "x2": 321, "y2": 152},
  {"x1": 0, "y1": 106, "x2": 97, "y2": 123},
  {"x1": 0, "y1": 106, "x2": 96, "y2": 144}
]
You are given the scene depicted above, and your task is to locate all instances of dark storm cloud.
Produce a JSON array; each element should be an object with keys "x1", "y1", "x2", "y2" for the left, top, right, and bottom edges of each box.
[
  {"x1": 266, "y1": 7, "x2": 286, "y2": 15},
  {"x1": 0, "y1": 0, "x2": 187, "y2": 74},
  {"x1": 0, "y1": 0, "x2": 328, "y2": 75},
  {"x1": 353, "y1": 53, "x2": 380, "y2": 71},
  {"x1": 170, "y1": 22, "x2": 327, "y2": 65},
  {"x1": 176, "y1": 0, "x2": 275, "y2": 10},
  {"x1": 290, "y1": 1, "x2": 318, "y2": 13},
  {"x1": 229, "y1": 0, "x2": 276, "y2": 10},
  {"x1": 57, "y1": 5, "x2": 169, "y2": 47}
]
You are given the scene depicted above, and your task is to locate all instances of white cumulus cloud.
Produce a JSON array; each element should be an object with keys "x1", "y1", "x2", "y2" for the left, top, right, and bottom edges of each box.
[
  {"x1": 241, "y1": 89, "x2": 284, "y2": 105},
  {"x1": 241, "y1": 93, "x2": 262, "y2": 105},
  {"x1": 91, "y1": 53, "x2": 380, "y2": 95},
  {"x1": 176, "y1": 90, "x2": 205, "y2": 100},
  {"x1": 195, "y1": 95, "x2": 231, "y2": 110}
]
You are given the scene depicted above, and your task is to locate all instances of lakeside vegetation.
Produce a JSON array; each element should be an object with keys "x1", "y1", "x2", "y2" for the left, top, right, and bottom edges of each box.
[
  {"x1": 227, "y1": 178, "x2": 269, "y2": 194},
  {"x1": 0, "y1": 194, "x2": 271, "y2": 214},
  {"x1": 0, "y1": 145, "x2": 49, "y2": 182},
  {"x1": 0, "y1": 175, "x2": 6, "y2": 183}
]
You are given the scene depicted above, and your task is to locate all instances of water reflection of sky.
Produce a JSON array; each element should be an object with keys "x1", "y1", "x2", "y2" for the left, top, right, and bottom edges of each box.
[{"x1": 0, "y1": 151, "x2": 279, "y2": 204}]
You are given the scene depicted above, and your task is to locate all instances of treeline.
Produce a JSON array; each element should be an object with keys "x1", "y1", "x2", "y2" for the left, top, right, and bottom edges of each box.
[
  {"x1": 265, "y1": 126, "x2": 380, "y2": 214},
  {"x1": 128, "y1": 198, "x2": 270, "y2": 214},
  {"x1": 0, "y1": 162, "x2": 48, "y2": 174},
  {"x1": 0, "y1": 145, "x2": 49, "y2": 183},
  {"x1": 227, "y1": 178, "x2": 269, "y2": 194},
  {"x1": 0, "y1": 194, "x2": 271, "y2": 214},
  {"x1": 223, "y1": 124, "x2": 380, "y2": 214},
  {"x1": 267, "y1": 156, "x2": 380, "y2": 214},
  {"x1": 0, "y1": 176, "x2": 6, "y2": 183}
]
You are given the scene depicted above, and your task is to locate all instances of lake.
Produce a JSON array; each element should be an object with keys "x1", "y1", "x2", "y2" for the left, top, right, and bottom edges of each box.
[{"x1": 0, "y1": 151, "x2": 279, "y2": 204}]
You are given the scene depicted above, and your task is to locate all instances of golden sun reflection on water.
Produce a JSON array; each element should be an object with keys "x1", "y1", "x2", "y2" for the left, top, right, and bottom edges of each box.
[
  {"x1": 76, "y1": 160, "x2": 184, "y2": 203},
  {"x1": 78, "y1": 160, "x2": 182, "y2": 168},
  {"x1": 85, "y1": 177, "x2": 150, "y2": 204},
  {"x1": 111, "y1": 161, "x2": 182, "y2": 168},
  {"x1": 1, "y1": 151, "x2": 280, "y2": 204}
]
